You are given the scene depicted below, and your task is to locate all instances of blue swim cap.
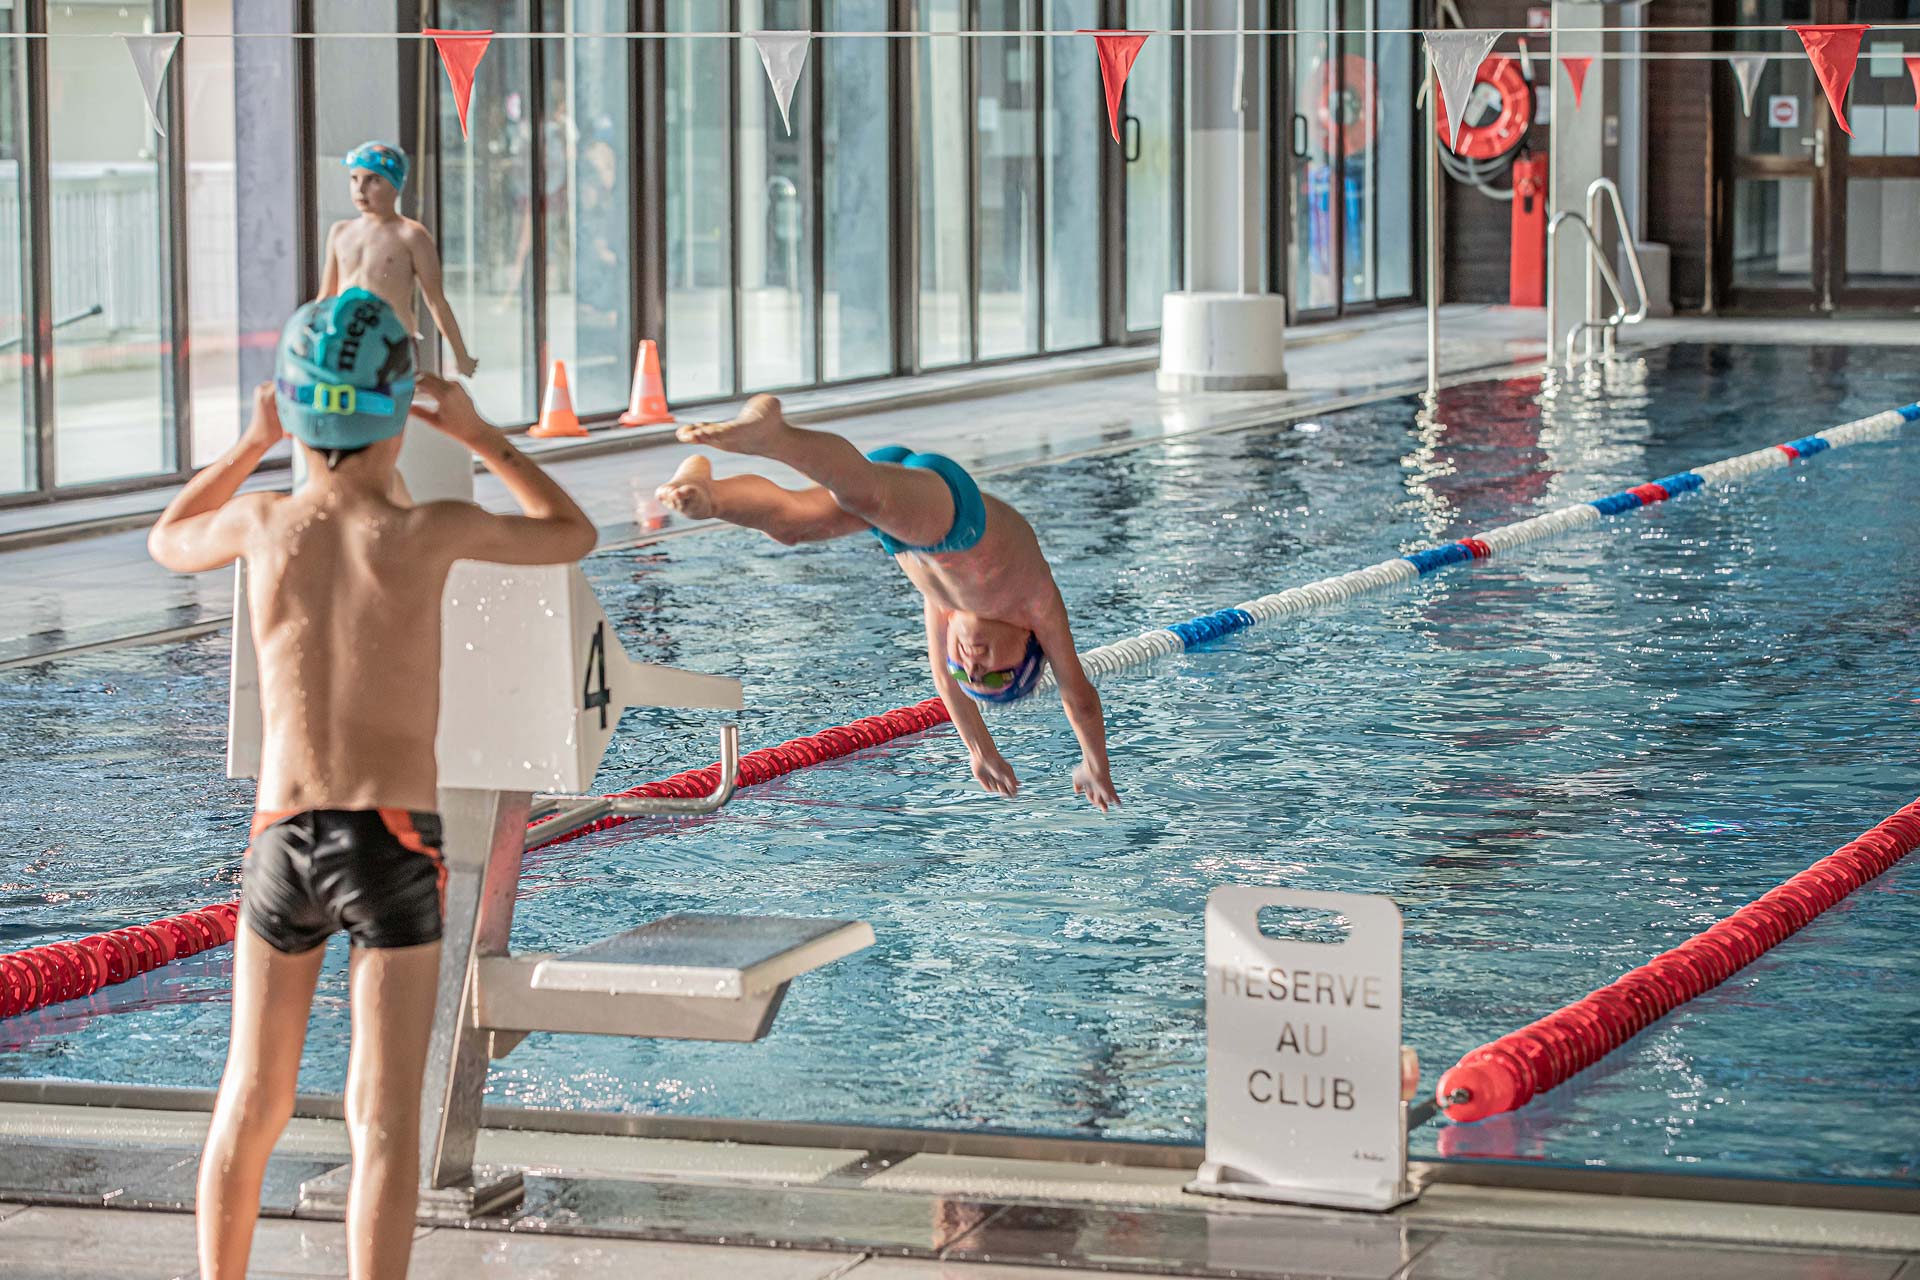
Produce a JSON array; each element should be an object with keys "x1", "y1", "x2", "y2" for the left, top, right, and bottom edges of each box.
[
  {"x1": 274, "y1": 289, "x2": 415, "y2": 451},
  {"x1": 950, "y1": 633, "x2": 1048, "y2": 704},
  {"x1": 344, "y1": 140, "x2": 409, "y2": 193}
]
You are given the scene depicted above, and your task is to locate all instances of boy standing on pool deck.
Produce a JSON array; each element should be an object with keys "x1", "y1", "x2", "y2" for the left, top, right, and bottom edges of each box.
[
  {"x1": 656, "y1": 394, "x2": 1119, "y2": 811},
  {"x1": 320, "y1": 141, "x2": 479, "y2": 378},
  {"x1": 148, "y1": 289, "x2": 595, "y2": 1279}
]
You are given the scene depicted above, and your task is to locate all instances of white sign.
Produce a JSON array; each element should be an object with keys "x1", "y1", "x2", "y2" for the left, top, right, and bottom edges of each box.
[
  {"x1": 1188, "y1": 887, "x2": 1414, "y2": 1212},
  {"x1": 1769, "y1": 94, "x2": 1800, "y2": 129}
]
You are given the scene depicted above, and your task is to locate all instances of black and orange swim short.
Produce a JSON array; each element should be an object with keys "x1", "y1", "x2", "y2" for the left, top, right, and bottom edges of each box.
[{"x1": 242, "y1": 809, "x2": 445, "y2": 954}]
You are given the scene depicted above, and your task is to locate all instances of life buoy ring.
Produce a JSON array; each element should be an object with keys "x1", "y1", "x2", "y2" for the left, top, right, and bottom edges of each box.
[
  {"x1": 1309, "y1": 54, "x2": 1377, "y2": 158},
  {"x1": 1437, "y1": 56, "x2": 1533, "y2": 161}
]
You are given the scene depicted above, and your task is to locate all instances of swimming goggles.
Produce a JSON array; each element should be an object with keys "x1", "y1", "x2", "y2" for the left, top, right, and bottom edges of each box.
[
  {"x1": 948, "y1": 659, "x2": 1020, "y2": 691},
  {"x1": 275, "y1": 378, "x2": 410, "y2": 417}
]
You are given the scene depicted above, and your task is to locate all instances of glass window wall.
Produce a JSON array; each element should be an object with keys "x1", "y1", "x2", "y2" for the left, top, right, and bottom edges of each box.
[
  {"x1": 664, "y1": 1, "x2": 734, "y2": 402},
  {"x1": 822, "y1": 0, "x2": 893, "y2": 381},
  {"x1": 541, "y1": 0, "x2": 633, "y2": 416},
  {"x1": 48, "y1": 0, "x2": 171, "y2": 487},
  {"x1": 914, "y1": 0, "x2": 971, "y2": 368},
  {"x1": 975, "y1": 1, "x2": 1040, "y2": 360},
  {"x1": 437, "y1": 1, "x2": 534, "y2": 425},
  {"x1": 1124, "y1": 0, "x2": 1180, "y2": 334},
  {"x1": 1043, "y1": 0, "x2": 1101, "y2": 351},
  {"x1": 0, "y1": 6, "x2": 28, "y2": 495},
  {"x1": 738, "y1": 0, "x2": 815, "y2": 391}
]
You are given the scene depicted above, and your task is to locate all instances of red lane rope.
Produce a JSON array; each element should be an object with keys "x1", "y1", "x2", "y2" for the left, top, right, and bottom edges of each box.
[
  {"x1": 0, "y1": 699, "x2": 955, "y2": 1020},
  {"x1": 1437, "y1": 796, "x2": 1920, "y2": 1124},
  {"x1": 0, "y1": 903, "x2": 240, "y2": 1022},
  {"x1": 547, "y1": 697, "x2": 953, "y2": 845}
]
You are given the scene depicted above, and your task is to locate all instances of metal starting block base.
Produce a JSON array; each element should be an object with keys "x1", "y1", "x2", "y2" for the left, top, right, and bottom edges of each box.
[{"x1": 299, "y1": 1161, "x2": 528, "y2": 1223}]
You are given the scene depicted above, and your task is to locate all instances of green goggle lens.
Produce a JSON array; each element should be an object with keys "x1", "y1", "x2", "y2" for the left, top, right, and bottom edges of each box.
[{"x1": 949, "y1": 660, "x2": 1014, "y2": 690}]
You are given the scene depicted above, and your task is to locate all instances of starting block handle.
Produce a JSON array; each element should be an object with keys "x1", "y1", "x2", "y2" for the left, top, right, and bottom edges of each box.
[
  {"x1": 528, "y1": 724, "x2": 740, "y2": 846},
  {"x1": 618, "y1": 652, "x2": 745, "y2": 712}
]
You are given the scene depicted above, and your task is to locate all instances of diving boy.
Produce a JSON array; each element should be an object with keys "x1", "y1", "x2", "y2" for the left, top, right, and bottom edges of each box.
[
  {"x1": 148, "y1": 289, "x2": 595, "y2": 1279},
  {"x1": 320, "y1": 141, "x2": 480, "y2": 378},
  {"x1": 656, "y1": 395, "x2": 1118, "y2": 811}
]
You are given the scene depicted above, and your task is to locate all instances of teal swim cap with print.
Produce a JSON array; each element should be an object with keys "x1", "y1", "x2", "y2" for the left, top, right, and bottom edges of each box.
[
  {"x1": 274, "y1": 289, "x2": 415, "y2": 450},
  {"x1": 344, "y1": 140, "x2": 409, "y2": 193}
]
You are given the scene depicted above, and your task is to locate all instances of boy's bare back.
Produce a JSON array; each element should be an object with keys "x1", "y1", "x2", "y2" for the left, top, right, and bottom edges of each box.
[{"x1": 244, "y1": 478, "x2": 460, "y2": 814}]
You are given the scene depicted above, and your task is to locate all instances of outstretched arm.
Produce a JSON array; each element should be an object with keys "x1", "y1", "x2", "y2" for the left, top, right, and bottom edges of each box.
[
  {"x1": 410, "y1": 226, "x2": 478, "y2": 377},
  {"x1": 1031, "y1": 593, "x2": 1117, "y2": 812},
  {"x1": 409, "y1": 373, "x2": 596, "y2": 565},
  {"x1": 317, "y1": 223, "x2": 341, "y2": 300},
  {"x1": 148, "y1": 383, "x2": 283, "y2": 573},
  {"x1": 925, "y1": 600, "x2": 1018, "y2": 798}
]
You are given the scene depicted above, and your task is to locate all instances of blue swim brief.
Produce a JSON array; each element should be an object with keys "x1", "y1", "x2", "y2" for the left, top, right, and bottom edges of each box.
[{"x1": 865, "y1": 445, "x2": 988, "y2": 556}]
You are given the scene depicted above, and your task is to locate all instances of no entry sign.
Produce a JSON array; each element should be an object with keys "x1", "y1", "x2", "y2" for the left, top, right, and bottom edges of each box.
[
  {"x1": 1188, "y1": 887, "x2": 1415, "y2": 1211},
  {"x1": 1769, "y1": 95, "x2": 1801, "y2": 128}
]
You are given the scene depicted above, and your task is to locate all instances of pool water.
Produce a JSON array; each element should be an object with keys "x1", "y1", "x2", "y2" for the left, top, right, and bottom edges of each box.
[{"x1": 2, "y1": 344, "x2": 1917, "y2": 1187}]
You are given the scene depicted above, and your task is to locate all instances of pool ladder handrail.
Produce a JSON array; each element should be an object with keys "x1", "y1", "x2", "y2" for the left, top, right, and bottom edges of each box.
[
  {"x1": 1546, "y1": 177, "x2": 1649, "y2": 369},
  {"x1": 525, "y1": 724, "x2": 740, "y2": 847}
]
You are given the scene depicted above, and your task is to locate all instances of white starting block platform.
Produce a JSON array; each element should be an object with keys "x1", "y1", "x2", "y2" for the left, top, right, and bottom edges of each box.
[
  {"x1": 479, "y1": 915, "x2": 876, "y2": 1051},
  {"x1": 233, "y1": 443, "x2": 874, "y2": 1223}
]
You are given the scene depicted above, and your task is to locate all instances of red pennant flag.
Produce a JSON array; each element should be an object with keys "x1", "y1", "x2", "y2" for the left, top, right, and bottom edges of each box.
[
  {"x1": 1789, "y1": 23, "x2": 1869, "y2": 136},
  {"x1": 1907, "y1": 55, "x2": 1920, "y2": 109},
  {"x1": 1079, "y1": 29, "x2": 1150, "y2": 144},
  {"x1": 1561, "y1": 55, "x2": 1593, "y2": 109},
  {"x1": 426, "y1": 27, "x2": 493, "y2": 139}
]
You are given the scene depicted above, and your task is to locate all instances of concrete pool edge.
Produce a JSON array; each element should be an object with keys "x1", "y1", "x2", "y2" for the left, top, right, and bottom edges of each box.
[{"x1": 1, "y1": 1081, "x2": 1916, "y2": 1242}]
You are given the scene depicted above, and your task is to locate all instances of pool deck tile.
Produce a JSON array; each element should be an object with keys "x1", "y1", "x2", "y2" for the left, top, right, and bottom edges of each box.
[
  {"x1": 845, "y1": 1260, "x2": 1125, "y2": 1279},
  {"x1": 0, "y1": 1138, "x2": 195, "y2": 1208},
  {"x1": 445, "y1": 1173, "x2": 1005, "y2": 1258},
  {"x1": 865, "y1": 1153, "x2": 1194, "y2": 1205},
  {"x1": 406, "y1": 1226, "x2": 857, "y2": 1279},
  {"x1": 474, "y1": 1127, "x2": 860, "y2": 1186},
  {"x1": 1396, "y1": 1228, "x2": 1910, "y2": 1280},
  {"x1": 0, "y1": 1203, "x2": 357, "y2": 1278},
  {"x1": 939, "y1": 1201, "x2": 1435, "y2": 1278},
  {"x1": 1402, "y1": 1183, "x2": 1920, "y2": 1254},
  {"x1": 113, "y1": 1151, "x2": 346, "y2": 1216}
]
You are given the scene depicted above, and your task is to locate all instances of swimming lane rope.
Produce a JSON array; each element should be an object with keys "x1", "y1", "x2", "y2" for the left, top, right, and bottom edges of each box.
[
  {"x1": 1, "y1": 401, "x2": 1915, "y2": 1019},
  {"x1": 1435, "y1": 796, "x2": 1920, "y2": 1124}
]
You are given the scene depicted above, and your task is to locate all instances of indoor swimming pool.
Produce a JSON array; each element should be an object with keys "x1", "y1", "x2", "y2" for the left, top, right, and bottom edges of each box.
[{"x1": 2, "y1": 343, "x2": 1916, "y2": 1189}]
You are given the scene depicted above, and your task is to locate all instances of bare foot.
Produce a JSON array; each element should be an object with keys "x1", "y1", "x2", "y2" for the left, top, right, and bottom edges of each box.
[
  {"x1": 675, "y1": 393, "x2": 789, "y2": 456},
  {"x1": 655, "y1": 455, "x2": 716, "y2": 520}
]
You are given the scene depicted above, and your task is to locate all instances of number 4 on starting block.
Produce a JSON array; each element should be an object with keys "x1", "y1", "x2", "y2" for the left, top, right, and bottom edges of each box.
[{"x1": 229, "y1": 561, "x2": 740, "y2": 794}]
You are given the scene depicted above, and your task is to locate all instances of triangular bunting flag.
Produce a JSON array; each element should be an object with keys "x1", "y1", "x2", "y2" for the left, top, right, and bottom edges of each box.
[
  {"x1": 1906, "y1": 55, "x2": 1920, "y2": 109},
  {"x1": 121, "y1": 33, "x2": 181, "y2": 136},
  {"x1": 1424, "y1": 29, "x2": 1502, "y2": 153},
  {"x1": 1728, "y1": 54, "x2": 1767, "y2": 118},
  {"x1": 752, "y1": 31, "x2": 812, "y2": 135},
  {"x1": 1789, "y1": 23, "x2": 1870, "y2": 136},
  {"x1": 1079, "y1": 29, "x2": 1150, "y2": 144},
  {"x1": 425, "y1": 27, "x2": 493, "y2": 139},
  {"x1": 1561, "y1": 55, "x2": 1593, "y2": 109}
]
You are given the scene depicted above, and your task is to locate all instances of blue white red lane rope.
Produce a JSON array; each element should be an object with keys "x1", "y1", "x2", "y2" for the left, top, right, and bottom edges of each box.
[{"x1": 1044, "y1": 401, "x2": 1920, "y2": 688}]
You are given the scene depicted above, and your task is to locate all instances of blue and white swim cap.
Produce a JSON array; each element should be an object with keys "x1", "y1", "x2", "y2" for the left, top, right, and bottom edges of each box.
[
  {"x1": 344, "y1": 140, "x2": 409, "y2": 193},
  {"x1": 274, "y1": 289, "x2": 415, "y2": 451}
]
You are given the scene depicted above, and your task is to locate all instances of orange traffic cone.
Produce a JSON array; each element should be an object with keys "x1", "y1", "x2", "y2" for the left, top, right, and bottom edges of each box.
[
  {"x1": 529, "y1": 360, "x2": 586, "y2": 438},
  {"x1": 618, "y1": 339, "x2": 676, "y2": 427}
]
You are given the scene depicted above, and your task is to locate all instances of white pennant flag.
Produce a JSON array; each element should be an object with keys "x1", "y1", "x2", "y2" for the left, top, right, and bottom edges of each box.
[
  {"x1": 1729, "y1": 54, "x2": 1767, "y2": 118},
  {"x1": 751, "y1": 31, "x2": 811, "y2": 135},
  {"x1": 1423, "y1": 28, "x2": 1502, "y2": 153},
  {"x1": 122, "y1": 32, "x2": 182, "y2": 136}
]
